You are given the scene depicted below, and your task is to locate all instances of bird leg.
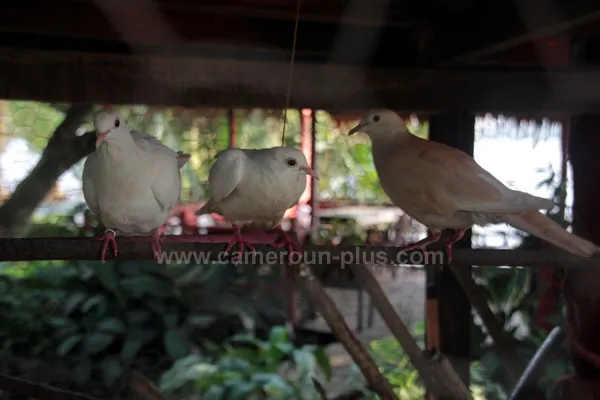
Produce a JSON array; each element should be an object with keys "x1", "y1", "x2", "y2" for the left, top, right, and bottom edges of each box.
[
  {"x1": 443, "y1": 229, "x2": 466, "y2": 264},
  {"x1": 150, "y1": 228, "x2": 165, "y2": 261},
  {"x1": 271, "y1": 225, "x2": 303, "y2": 263},
  {"x1": 399, "y1": 232, "x2": 442, "y2": 265},
  {"x1": 96, "y1": 228, "x2": 118, "y2": 263},
  {"x1": 224, "y1": 224, "x2": 256, "y2": 262}
]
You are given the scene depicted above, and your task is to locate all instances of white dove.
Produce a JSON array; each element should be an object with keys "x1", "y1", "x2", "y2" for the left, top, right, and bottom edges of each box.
[
  {"x1": 195, "y1": 147, "x2": 318, "y2": 260},
  {"x1": 82, "y1": 109, "x2": 190, "y2": 262},
  {"x1": 348, "y1": 109, "x2": 599, "y2": 263}
]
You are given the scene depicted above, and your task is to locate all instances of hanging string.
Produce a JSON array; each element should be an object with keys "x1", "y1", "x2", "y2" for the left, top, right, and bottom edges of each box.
[{"x1": 281, "y1": 0, "x2": 302, "y2": 146}]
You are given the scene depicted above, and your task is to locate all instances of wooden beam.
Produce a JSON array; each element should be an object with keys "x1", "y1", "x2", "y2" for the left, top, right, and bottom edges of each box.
[
  {"x1": 0, "y1": 1, "x2": 417, "y2": 66},
  {"x1": 6, "y1": 47, "x2": 600, "y2": 112},
  {"x1": 429, "y1": 0, "x2": 600, "y2": 65},
  {"x1": 439, "y1": 9, "x2": 600, "y2": 66},
  {"x1": 0, "y1": 237, "x2": 599, "y2": 268}
]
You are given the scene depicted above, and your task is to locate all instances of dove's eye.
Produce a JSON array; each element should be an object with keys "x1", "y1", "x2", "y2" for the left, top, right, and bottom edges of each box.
[
  {"x1": 286, "y1": 158, "x2": 297, "y2": 167},
  {"x1": 373, "y1": 115, "x2": 380, "y2": 123},
  {"x1": 114, "y1": 119, "x2": 120, "y2": 128}
]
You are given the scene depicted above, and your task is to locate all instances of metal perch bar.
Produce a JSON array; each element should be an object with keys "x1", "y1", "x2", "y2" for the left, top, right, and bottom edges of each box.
[
  {"x1": 0, "y1": 237, "x2": 599, "y2": 268},
  {"x1": 508, "y1": 327, "x2": 566, "y2": 400}
]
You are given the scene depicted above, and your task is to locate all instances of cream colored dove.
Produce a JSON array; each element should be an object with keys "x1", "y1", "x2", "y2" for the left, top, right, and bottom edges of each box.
[
  {"x1": 82, "y1": 109, "x2": 190, "y2": 262},
  {"x1": 348, "y1": 109, "x2": 599, "y2": 262},
  {"x1": 196, "y1": 147, "x2": 318, "y2": 259}
]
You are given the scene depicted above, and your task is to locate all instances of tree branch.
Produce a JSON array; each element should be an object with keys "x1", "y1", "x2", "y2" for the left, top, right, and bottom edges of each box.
[
  {"x1": 449, "y1": 265, "x2": 527, "y2": 383},
  {"x1": 350, "y1": 264, "x2": 473, "y2": 399},
  {"x1": 0, "y1": 371, "x2": 100, "y2": 400},
  {"x1": 296, "y1": 264, "x2": 398, "y2": 400},
  {"x1": 0, "y1": 103, "x2": 94, "y2": 237}
]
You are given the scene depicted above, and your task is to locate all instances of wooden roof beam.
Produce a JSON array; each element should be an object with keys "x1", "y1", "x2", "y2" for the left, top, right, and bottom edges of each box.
[
  {"x1": 4, "y1": 47, "x2": 600, "y2": 113},
  {"x1": 439, "y1": 8, "x2": 600, "y2": 66}
]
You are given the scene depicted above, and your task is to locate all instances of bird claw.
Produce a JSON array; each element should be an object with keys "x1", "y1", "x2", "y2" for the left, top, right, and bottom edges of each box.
[
  {"x1": 402, "y1": 243, "x2": 432, "y2": 264},
  {"x1": 151, "y1": 230, "x2": 165, "y2": 261},
  {"x1": 272, "y1": 227, "x2": 303, "y2": 264},
  {"x1": 445, "y1": 244, "x2": 454, "y2": 264},
  {"x1": 224, "y1": 235, "x2": 256, "y2": 263},
  {"x1": 96, "y1": 229, "x2": 118, "y2": 263}
]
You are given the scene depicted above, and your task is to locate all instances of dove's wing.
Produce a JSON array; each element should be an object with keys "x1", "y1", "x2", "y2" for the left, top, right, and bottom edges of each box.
[
  {"x1": 208, "y1": 148, "x2": 247, "y2": 204},
  {"x1": 131, "y1": 130, "x2": 182, "y2": 211},
  {"x1": 82, "y1": 153, "x2": 101, "y2": 216},
  {"x1": 385, "y1": 137, "x2": 553, "y2": 215}
]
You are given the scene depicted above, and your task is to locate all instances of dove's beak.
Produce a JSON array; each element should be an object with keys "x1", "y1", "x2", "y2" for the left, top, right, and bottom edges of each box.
[
  {"x1": 348, "y1": 121, "x2": 368, "y2": 136},
  {"x1": 96, "y1": 131, "x2": 108, "y2": 148},
  {"x1": 300, "y1": 166, "x2": 319, "y2": 180}
]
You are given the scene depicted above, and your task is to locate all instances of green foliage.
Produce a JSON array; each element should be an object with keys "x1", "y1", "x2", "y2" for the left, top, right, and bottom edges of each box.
[
  {"x1": 7, "y1": 101, "x2": 69, "y2": 151},
  {"x1": 159, "y1": 326, "x2": 331, "y2": 400},
  {"x1": 470, "y1": 165, "x2": 572, "y2": 399}
]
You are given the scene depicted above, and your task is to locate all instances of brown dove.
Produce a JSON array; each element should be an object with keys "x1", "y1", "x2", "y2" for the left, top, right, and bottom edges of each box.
[{"x1": 348, "y1": 109, "x2": 599, "y2": 262}]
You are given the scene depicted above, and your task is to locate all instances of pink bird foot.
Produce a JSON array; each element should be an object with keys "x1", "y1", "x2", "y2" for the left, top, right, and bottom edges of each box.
[
  {"x1": 272, "y1": 225, "x2": 303, "y2": 264},
  {"x1": 96, "y1": 228, "x2": 118, "y2": 263},
  {"x1": 151, "y1": 228, "x2": 165, "y2": 261},
  {"x1": 400, "y1": 231, "x2": 442, "y2": 264},
  {"x1": 224, "y1": 225, "x2": 256, "y2": 263},
  {"x1": 443, "y1": 229, "x2": 466, "y2": 264}
]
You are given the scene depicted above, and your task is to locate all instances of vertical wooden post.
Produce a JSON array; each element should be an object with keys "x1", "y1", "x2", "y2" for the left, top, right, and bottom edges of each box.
[
  {"x1": 426, "y1": 113, "x2": 474, "y2": 397},
  {"x1": 227, "y1": 109, "x2": 236, "y2": 148},
  {"x1": 310, "y1": 110, "x2": 319, "y2": 240},
  {"x1": 559, "y1": 35, "x2": 600, "y2": 399},
  {"x1": 563, "y1": 114, "x2": 600, "y2": 399}
]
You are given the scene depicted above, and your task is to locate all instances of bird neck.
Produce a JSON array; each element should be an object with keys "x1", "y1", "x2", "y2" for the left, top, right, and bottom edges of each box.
[
  {"x1": 97, "y1": 130, "x2": 141, "y2": 162},
  {"x1": 371, "y1": 130, "x2": 411, "y2": 150}
]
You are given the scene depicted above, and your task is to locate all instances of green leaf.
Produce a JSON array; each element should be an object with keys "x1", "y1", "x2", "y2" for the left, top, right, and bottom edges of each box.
[
  {"x1": 292, "y1": 349, "x2": 315, "y2": 374},
  {"x1": 83, "y1": 332, "x2": 115, "y2": 355},
  {"x1": 204, "y1": 385, "x2": 226, "y2": 400},
  {"x1": 187, "y1": 315, "x2": 216, "y2": 328},
  {"x1": 94, "y1": 263, "x2": 120, "y2": 293},
  {"x1": 97, "y1": 317, "x2": 126, "y2": 334},
  {"x1": 63, "y1": 292, "x2": 87, "y2": 315},
  {"x1": 262, "y1": 374, "x2": 294, "y2": 397},
  {"x1": 128, "y1": 326, "x2": 160, "y2": 345},
  {"x1": 100, "y1": 356, "x2": 123, "y2": 387},
  {"x1": 313, "y1": 347, "x2": 332, "y2": 381},
  {"x1": 127, "y1": 310, "x2": 151, "y2": 325},
  {"x1": 121, "y1": 276, "x2": 173, "y2": 298},
  {"x1": 226, "y1": 381, "x2": 258, "y2": 399},
  {"x1": 218, "y1": 356, "x2": 251, "y2": 371},
  {"x1": 73, "y1": 358, "x2": 92, "y2": 385},
  {"x1": 57, "y1": 334, "x2": 83, "y2": 356},
  {"x1": 164, "y1": 328, "x2": 190, "y2": 359},
  {"x1": 274, "y1": 342, "x2": 294, "y2": 354},
  {"x1": 268, "y1": 326, "x2": 289, "y2": 344},
  {"x1": 251, "y1": 373, "x2": 281, "y2": 385},
  {"x1": 121, "y1": 333, "x2": 145, "y2": 363},
  {"x1": 81, "y1": 294, "x2": 106, "y2": 314},
  {"x1": 163, "y1": 312, "x2": 179, "y2": 328}
]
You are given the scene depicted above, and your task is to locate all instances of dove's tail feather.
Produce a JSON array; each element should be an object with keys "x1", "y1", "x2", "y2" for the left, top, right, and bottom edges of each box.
[
  {"x1": 505, "y1": 211, "x2": 599, "y2": 257},
  {"x1": 177, "y1": 152, "x2": 191, "y2": 169},
  {"x1": 516, "y1": 191, "x2": 555, "y2": 210}
]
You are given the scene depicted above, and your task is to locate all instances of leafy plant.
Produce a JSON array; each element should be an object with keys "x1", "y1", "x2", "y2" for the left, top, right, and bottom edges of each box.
[{"x1": 159, "y1": 326, "x2": 332, "y2": 400}]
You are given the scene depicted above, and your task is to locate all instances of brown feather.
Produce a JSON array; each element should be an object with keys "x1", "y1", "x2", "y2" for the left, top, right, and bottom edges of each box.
[{"x1": 505, "y1": 211, "x2": 599, "y2": 257}]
